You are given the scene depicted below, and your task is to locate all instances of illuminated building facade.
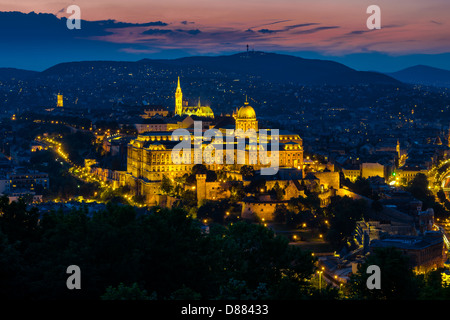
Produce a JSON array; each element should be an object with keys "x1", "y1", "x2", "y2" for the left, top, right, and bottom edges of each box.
[
  {"x1": 370, "y1": 232, "x2": 445, "y2": 273},
  {"x1": 57, "y1": 94, "x2": 63, "y2": 107},
  {"x1": 234, "y1": 98, "x2": 258, "y2": 132},
  {"x1": 126, "y1": 99, "x2": 304, "y2": 183},
  {"x1": 174, "y1": 77, "x2": 214, "y2": 118},
  {"x1": 141, "y1": 106, "x2": 169, "y2": 118}
]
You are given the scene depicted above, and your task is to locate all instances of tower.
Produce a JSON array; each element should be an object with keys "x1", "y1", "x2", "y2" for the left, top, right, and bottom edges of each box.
[
  {"x1": 196, "y1": 174, "x2": 207, "y2": 206},
  {"x1": 396, "y1": 139, "x2": 401, "y2": 159},
  {"x1": 175, "y1": 77, "x2": 183, "y2": 116},
  {"x1": 57, "y1": 94, "x2": 63, "y2": 108}
]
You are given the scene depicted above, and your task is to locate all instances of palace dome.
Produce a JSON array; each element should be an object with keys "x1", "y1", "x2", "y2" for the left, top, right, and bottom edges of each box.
[
  {"x1": 200, "y1": 106, "x2": 214, "y2": 114},
  {"x1": 237, "y1": 101, "x2": 256, "y2": 119}
]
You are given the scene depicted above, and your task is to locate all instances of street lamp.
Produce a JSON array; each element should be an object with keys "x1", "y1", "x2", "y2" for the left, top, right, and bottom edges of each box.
[{"x1": 317, "y1": 270, "x2": 323, "y2": 290}]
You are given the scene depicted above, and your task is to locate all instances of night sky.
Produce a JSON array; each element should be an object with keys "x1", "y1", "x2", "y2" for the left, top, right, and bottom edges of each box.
[{"x1": 0, "y1": 0, "x2": 449, "y2": 72}]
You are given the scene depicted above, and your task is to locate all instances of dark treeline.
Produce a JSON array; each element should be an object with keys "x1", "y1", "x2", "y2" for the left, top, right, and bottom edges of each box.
[
  {"x1": 0, "y1": 196, "x2": 317, "y2": 300},
  {"x1": 1, "y1": 195, "x2": 450, "y2": 300}
]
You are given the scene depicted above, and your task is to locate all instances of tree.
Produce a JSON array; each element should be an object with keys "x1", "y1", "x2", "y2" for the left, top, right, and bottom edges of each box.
[
  {"x1": 326, "y1": 196, "x2": 368, "y2": 251},
  {"x1": 405, "y1": 173, "x2": 445, "y2": 215},
  {"x1": 0, "y1": 229, "x2": 24, "y2": 299},
  {"x1": 269, "y1": 182, "x2": 285, "y2": 200},
  {"x1": 170, "y1": 285, "x2": 202, "y2": 300},
  {"x1": 347, "y1": 247, "x2": 419, "y2": 299},
  {"x1": 405, "y1": 173, "x2": 434, "y2": 209},
  {"x1": 159, "y1": 175, "x2": 174, "y2": 195},
  {"x1": 245, "y1": 178, "x2": 266, "y2": 194},
  {"x1": 0, "y1": 196, "x2": 40, "y2": 247},
  {"x1": 273, "y1": 204, "x2": 289, "y2": 223},
  {"x1": 219, "y1": 221, "x2": 316, "y2": 293},
  {"x1": 437, "y1": 189, "x2": 447, "y2": 203},
  {"x1": 0, "y1": 202, "x2": 319, "y2": 300},
  {"x1": 216, "y1": 278, "x2": 269, "y2": 300},
  {"x1": 61, "y1": 131, "x2": 96, "y2": 166},
  {"x1": 240, "y1": 165, "x2": 255, "y2": 179},
  {"x1": 371, "y1": 199, "x2": 383, "y2": 213},
  {"x1": 350, "y1": 177, "x2": 372, "y2": 198},
  {"x1": 229, "y1": 182, "x2": 245, "y2": 202},
  {"x1": 99, "y1": 188, "x2": 129, "y2": 204},
  {"x1": 191, "y1": 164, "x2": 208, "y2": 175},
  {"x1": 137, "y1": 207, "x2": 224, "y2": 298},
  {"x1": 197, "y1": 200, "x2": 226, "y2": 224},
  {"x1": 101, "y1": 282, "x2": 156, "y2": 300},
  {"x1": 175, "y1": 189, "x2": 197, "y2": 214},
  {"x1": 432, "y1": 202, "x2": 449, "y2": 220}
]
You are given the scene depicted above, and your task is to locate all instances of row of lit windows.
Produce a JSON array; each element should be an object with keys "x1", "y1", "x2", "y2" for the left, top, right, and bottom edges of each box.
[{"x1": 148, "y1": 165, "x2": 190, "y2": 172}]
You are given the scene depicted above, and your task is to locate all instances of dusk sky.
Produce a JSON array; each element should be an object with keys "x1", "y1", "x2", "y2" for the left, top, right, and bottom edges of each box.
[{"x1": 1, "y1": 0, "x2": 450, "y2": 72}]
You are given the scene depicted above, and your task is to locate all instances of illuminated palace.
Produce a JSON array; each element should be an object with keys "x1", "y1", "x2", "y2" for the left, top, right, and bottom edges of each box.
[
  {"x1": 125, "y1": 79, "x2": 303, "y2": 200},
  {"x1": 175, "y1": 77, "x2": 214, "y2": 118}
]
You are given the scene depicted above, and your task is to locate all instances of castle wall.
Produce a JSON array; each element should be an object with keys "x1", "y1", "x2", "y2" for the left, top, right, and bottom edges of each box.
[{"x1": 314, "y1": 171, "x2": 340, "y2": 190}]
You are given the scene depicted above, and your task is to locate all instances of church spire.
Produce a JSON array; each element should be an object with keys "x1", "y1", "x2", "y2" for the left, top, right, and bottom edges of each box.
[{"x1": 175, "y1": 76, "x2": 183, "y2": 116}]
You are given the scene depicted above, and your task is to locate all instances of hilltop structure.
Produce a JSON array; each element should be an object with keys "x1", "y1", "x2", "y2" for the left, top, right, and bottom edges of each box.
[
  {"x1": 127, "y1": 97, "x2": 303, "y2": 181},
  {"x1": 121, "y1": 78, "x2": 311, "y2": 205}
]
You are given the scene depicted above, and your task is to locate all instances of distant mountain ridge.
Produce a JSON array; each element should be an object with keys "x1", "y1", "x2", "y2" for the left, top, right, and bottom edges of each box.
[
  {"x1": 386, "y1": 65, "x2": 450, "y2": 88},
  {"x1": 141, "y1": 51, "x2": 400, "y2": 86},
  {"x1": 0, "y1": 68, "x2": 38, "y2": 81},
  {"x1": 4, "y1": 53, "x2": 450, "y2": 88},
  {"x1": 0, "y1": 51, "x2": 401, "y2": 86}
]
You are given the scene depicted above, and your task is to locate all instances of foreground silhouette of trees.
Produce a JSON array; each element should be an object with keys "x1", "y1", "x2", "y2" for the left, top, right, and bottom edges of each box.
[
  {"x1": 0, "y1": 197, "x2": 317, "y2": 300},
  {"x1": 2, "y1": 195, "x2": 450, "y2": 300}
]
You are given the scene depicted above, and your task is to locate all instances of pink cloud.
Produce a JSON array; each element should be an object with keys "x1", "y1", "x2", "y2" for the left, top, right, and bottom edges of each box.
[{"x1": 0, "y1": 0, "x2": 449, "y2": 55}]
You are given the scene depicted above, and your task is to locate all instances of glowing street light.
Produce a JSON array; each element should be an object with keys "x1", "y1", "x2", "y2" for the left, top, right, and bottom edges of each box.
[{"x1": 317, "y1": 270, "x2": 323, "y2": 290}]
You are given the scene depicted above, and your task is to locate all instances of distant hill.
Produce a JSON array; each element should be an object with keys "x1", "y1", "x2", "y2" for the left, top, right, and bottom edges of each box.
[
  {"x1": 34, "y1": 51, "x2": 401, "y2": 88},
  {"x1": 0, "y1": 51, "x2": 403, "y2": 111},
  {"x1": 0, "y1": 68, "x2": 39, "y2": 81},
  {"x1": 386, "y1": 65, "x2": 450, "y2": 88},
  {"x1": 141, "y1": 51, "x2": 400, "y2": 86}
]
